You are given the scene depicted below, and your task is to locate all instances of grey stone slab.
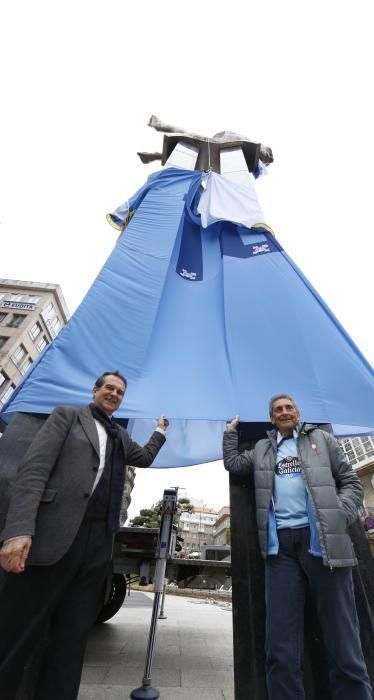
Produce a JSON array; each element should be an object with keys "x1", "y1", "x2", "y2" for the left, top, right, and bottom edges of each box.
[
  {"x1": 209, "y1": 656, "x2": 234, "y2": 670},
  {"x1": 181, "y1": 668, "x2": 234, "y2": 689},
  {"x1": 222, "y1": 689, "x2": 235, "y2": 700},
  {"x1": 103, "y1": 653, "x2": 146, "y2": 668},
  {"x1": 85, "y1": 642, "x2": 126, "y2": 655},
  {"x1": 146, "y1": 689, "x2": 225, "y2": 700},
  {"x1": 88, "y1": 628, "x2": 128, "y2": 643},
  {"x1": 80, "y1": 591, "x2": 235, "y2": 698},
  {"x1": 179, "y1": 643, "x2": 210, "y2": 656},
  {"x1": 80, "y1": 666, "x2": 110, "y2": 684},
  {"x1": 78, "y1": 687, "x2": 124, "y2": 700},
  {"x1": 152, "y1": 654, "x2": 213, "y2": 670},
  {"x1": 84, "y1": 651, "x2": 133, "y2": 667},
  {"x1": 153, "y1": 643, "x2": 181, "y2": 656},
  {"x1": 204, "y1": 645, "x2": 234, "y2": 655},
  {"x1": 103, "y1": 666, "x2": 181, "y2": 687},
  {"x1": 79, "y1": 686, "x2": 225, "y2": 700}
]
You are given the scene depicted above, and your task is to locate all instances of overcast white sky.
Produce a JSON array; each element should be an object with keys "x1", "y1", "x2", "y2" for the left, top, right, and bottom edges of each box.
[{"x1": 1, "y1": 1, "x2": 373, "y2": 519}]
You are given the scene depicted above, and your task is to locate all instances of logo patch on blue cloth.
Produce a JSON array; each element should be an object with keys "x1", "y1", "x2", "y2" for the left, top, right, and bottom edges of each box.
[
  {"x1": 275, "y1": 456, "x2": 302, "y2": 478},
  {"x1": 176, "y1": 220, "x2": 280, "y2": 282}
]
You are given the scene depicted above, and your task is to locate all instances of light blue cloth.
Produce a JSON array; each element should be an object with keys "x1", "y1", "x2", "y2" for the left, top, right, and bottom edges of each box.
[
  {"x1": 2, "y1": 168, "x2": 374, "y2": 467},
  {"x1": 274, "y1": 435, "x2": 308, "y2": 530},
  {"x1": 197, "y1": 170, "x2": 265, "y2": 229}
]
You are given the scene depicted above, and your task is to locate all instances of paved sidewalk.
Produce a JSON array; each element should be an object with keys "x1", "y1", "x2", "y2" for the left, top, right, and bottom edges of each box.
[{"x1": 78, "y1": 590, "x2": 234, "y2": 700}]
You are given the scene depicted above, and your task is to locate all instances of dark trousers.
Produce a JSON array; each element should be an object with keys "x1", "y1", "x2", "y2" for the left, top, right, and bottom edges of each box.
[
  {"x1": 0, "y1": 515, "x2": 113, "y2": 700},
  {"x1": 265, "y1": 526, "x2": 372, "y2": 700}
]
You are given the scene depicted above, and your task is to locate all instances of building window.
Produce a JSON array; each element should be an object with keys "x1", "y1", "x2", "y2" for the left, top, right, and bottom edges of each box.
[
  {"x1": 29, "y1": 322, "x2": 42, "y2": 341},
  {"x1": 44, "y1": 302, "x2": 54, "y2": 315},
  {"x1": 339, "y1": 435, "x2": 374, "y2": 467},
  {"x1": 0, "y1": 336, "x2": 9, "y2": 349},
  {"x1": 0, "y1": 312, "x2": 7, "y2": 323},
  {"x1": 6, "y1": 314, "x2": 26, "y2": 329},
  {"x1": 11, "y1": 344, "x2": 27, "y2": 366},
  {"x1": 49, "y1": 316, "x2": 61, "y2": 335},
  {"x1": 36, "y1": 336, "x2": 48, "y2": 353},
  {"x1": 0, "y1": 370, "x2": 8, "y2": 388},
  {"x1": 1, "y1": 293, "x2": 40, "y2": 305},
  {"x1": 7, "y1": 294, "x2": 23, "y2": 302},
  {"x1": 20, "y1": 358, "x2": 33, "y2": 376},
  {"x1": 0, "y1": 383, "x2": 15, "y2": 408}
]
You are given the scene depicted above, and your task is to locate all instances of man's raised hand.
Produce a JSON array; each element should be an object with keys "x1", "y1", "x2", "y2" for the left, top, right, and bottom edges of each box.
[
  {"x1": 157, "y1": 415, "x2": 169, "y2": 430},
  {"x1": 226, "y1": 416, "x2": 239, "y2": 431}
]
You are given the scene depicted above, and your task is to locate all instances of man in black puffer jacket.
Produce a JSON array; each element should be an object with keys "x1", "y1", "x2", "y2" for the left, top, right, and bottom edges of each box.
[{"x1": 223, "y1": 393, "x2": 372, "y2": 700}]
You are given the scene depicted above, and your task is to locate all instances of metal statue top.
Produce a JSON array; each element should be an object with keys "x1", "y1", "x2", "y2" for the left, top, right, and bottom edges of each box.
[{"x1": 138, "y1": 115, "x2": 273, "y2": 176}]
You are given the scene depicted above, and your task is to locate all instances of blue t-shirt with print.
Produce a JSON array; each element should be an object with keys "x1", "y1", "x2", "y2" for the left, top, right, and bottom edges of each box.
[{"x1": 274, "y1": 435, "x2": 309, "y2": 530}]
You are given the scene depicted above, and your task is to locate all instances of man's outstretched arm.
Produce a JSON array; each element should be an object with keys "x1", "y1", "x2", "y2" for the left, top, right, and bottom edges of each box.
[
  {"x1": 223, "y1": 416, "x2": 253, "y2": 477},
  {"x1": 126, "y1": 415, "x2": 169, "y2": 468}
]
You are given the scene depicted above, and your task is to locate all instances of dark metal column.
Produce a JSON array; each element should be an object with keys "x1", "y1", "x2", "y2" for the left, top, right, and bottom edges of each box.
[{"x1": 229, "y1": 468, "x2": 267, "y2": 699}]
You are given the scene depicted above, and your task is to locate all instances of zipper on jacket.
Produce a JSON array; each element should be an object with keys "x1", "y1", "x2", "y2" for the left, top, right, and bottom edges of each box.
[
  {"x1": 297, "y1": 433, "x2": 332, "y2": 569},
  {"x1": 266, "y1": 444, "x2": 278, "y2": 556}
]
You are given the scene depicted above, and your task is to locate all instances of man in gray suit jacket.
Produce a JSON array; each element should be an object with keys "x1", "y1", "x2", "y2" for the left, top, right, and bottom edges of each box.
[{"x1": 0, "y1": 370, "x2": 168, "y2": 700}]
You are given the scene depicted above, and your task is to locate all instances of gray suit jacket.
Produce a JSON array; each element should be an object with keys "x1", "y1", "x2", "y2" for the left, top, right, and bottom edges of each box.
[{"x1": 0, "y1": 405, "x2": 165, "y2": 565}]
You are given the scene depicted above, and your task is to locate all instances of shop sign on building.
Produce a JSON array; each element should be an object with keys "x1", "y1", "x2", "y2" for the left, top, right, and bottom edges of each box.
[{"x1": 0, "y1": 301, "x2": 35, "y2": 311}]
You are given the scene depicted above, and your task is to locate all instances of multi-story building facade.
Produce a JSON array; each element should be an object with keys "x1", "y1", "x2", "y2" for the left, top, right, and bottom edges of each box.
[
  {"x1": 339, "y1": 436, "x2": 374, "y2": 513},
  {"x1": 0, "y1": 279, "x2": 69, "y2": 413},
  {"x1": 179, "y1": 505, "x2": 218, "y2": 552},
  {"x1": 213, "y1": 505, "x2": 231, "y2": 545}
]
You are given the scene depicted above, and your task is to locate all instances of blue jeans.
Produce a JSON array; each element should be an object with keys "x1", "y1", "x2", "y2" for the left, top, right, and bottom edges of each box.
[{"x1": 265, "y1": 526, "x2": 372, "y2": 700}]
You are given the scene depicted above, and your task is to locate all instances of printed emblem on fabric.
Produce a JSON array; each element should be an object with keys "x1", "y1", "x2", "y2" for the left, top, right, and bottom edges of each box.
[
  {"x1": 179, "y1": 269, "x2": 197, "y2": 280},
  {"x1": 252, "y1": 243, "x2": 270, "y2": 255},
  {"x1": 275, "y1": 456, "x2": 302, "y2": 478}
]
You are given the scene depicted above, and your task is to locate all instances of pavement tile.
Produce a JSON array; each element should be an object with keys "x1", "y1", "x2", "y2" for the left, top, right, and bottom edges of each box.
[
  {"x1": 80, "y1": 591, "x2": 234, "y2": 698},
  {"x1": 153, "y1": 643, "x2": 181, "y2": 656},
  {"x1": 153, "y1": 654, "x2": 213, "y2": 670},
  {"x1": 85, "y1": 643, "x2": 120, "y2": 651},
  {"x1": 84, "y1": 652, "x2": 133, "y2": 667},
  {"x1": 222, "y1": 689, "x2": 235, "y2": 700},
  {"x1": 78, "y1": 687, "x2": 124, "y2": 699},
  {"x1": 179, "y1": 644, "x2": 210, "y2": 657},
  {"x1": 205, "y1": 645, "x2": 233, "y2": 655},
  {"x1": 209, "y1": 657, "x2": 233, "y2": 670},
  {"x1": 81, "y1": 666, "x2": 110, "y2": 684},
  {"x1": 103, "y1": 666, "x2": 181, "y2": 687},
  {"x1": 79, "y1": 686, "x2": 225, "y2": 700},
  {"x1": 181, "y1": 668, "x2": 234, "y2": 690}
]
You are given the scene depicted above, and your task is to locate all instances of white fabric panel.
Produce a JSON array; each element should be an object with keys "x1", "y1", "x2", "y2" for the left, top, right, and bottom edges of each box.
[
  {"x1": 220, "y1": 147, "x2": 254, "y2": 187},
  {"x1": 198, "y1": 170, "x2": 266, "y2": 230},
  {"x1": 165, "y1": 142, "x2": 199, "y2": 170}
]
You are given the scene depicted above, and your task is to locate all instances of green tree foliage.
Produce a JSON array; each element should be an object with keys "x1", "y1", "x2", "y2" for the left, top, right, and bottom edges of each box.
[
  {"x1": 130, "y1": 507, "x2": 161, "y2": 529},
  {"x1": 130, "y1": 496, "x2": 194, "y2": 530}
]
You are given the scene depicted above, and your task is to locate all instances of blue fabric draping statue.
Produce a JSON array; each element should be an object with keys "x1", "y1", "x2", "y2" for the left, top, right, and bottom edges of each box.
[{"x1": 2, "y1": 119, "x2": 374, "y2": 467}]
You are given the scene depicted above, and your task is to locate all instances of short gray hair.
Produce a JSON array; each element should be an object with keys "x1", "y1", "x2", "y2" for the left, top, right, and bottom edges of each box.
[{"x1": 268, "y1": 394, "x2": 298, "y2": 418}]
